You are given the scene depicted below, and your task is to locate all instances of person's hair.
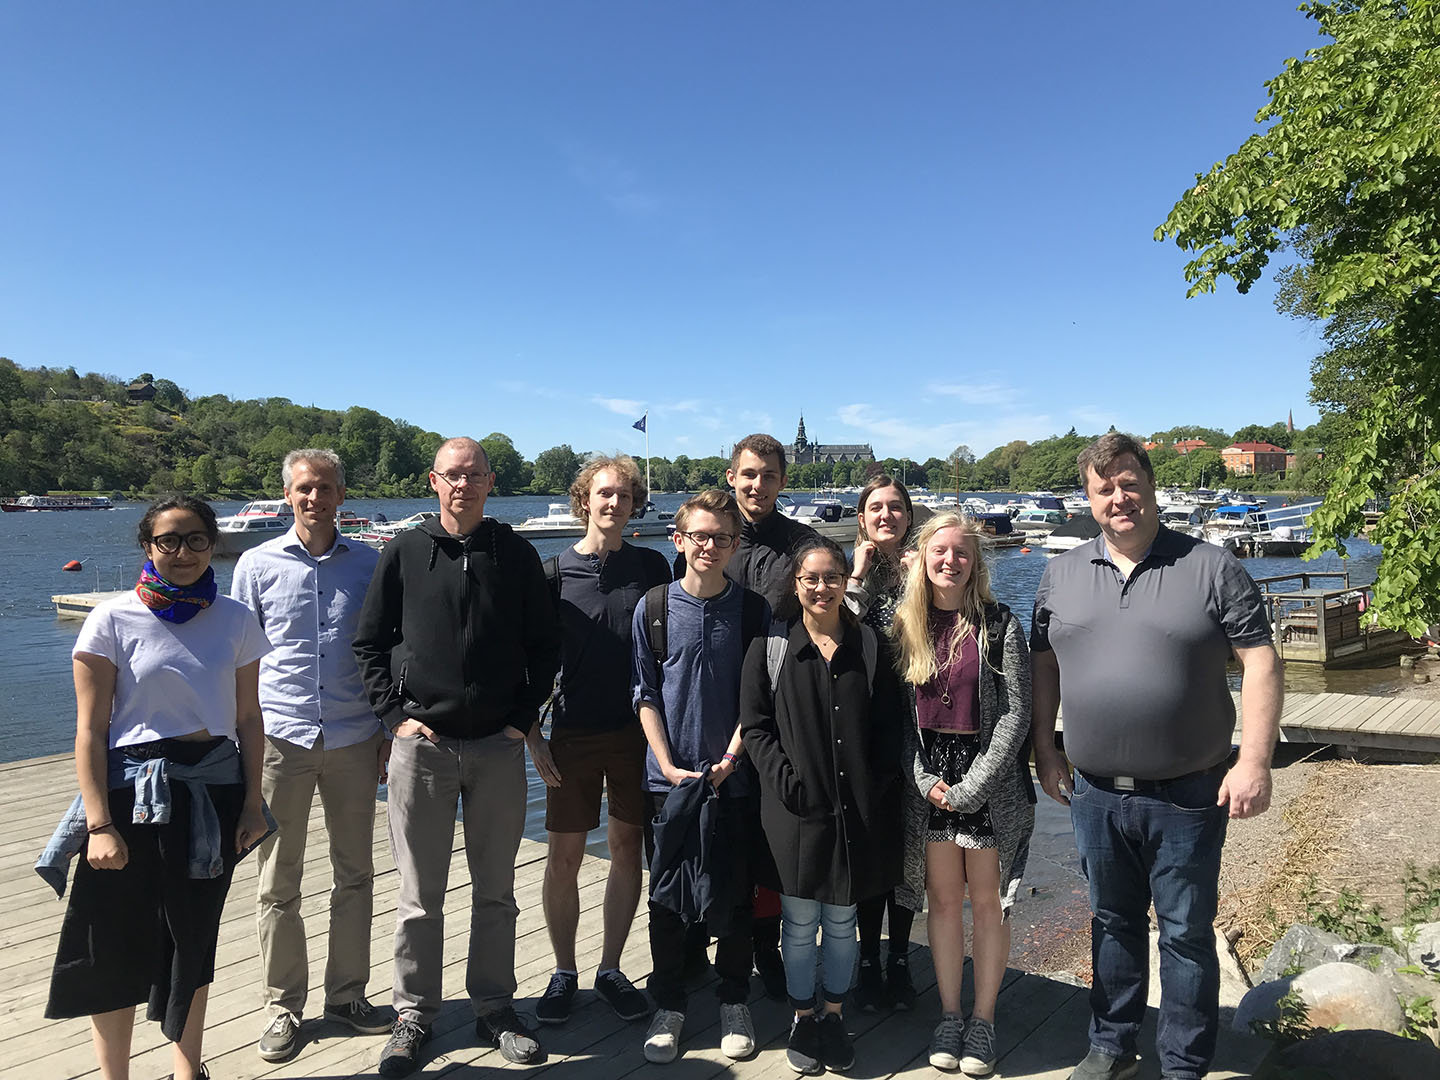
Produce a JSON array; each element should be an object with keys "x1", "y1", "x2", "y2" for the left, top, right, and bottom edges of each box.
[
  {"x1": 730, "y1": 433, "x2": 787, "y2": 476},
  {"x1": 432, "y1": 436, "x2": 490, "y2": 472},
  {"x1": 891, "y1": 511, "x2": 996, "y2": 685},
  {"x1": 776, "y1": 535, "x2": 855, "y2": 624},
  {"x1": 1076, "y1": 432, "x2": 1153, "y2": 493},
  {"x1": 138, "y1": 494, "x2": 220, "y2": 548},
  {"x1": 673, "y1": 488, "x2": 743, "y2": 536},
  {"x1": 569, "y1": 454, "x2": 648, "y2": 521},
  {"x1": 282, "y1": 447, "x2": 345, "y2": 489}
]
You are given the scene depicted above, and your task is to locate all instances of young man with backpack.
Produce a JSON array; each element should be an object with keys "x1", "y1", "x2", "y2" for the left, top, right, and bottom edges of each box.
[
  {"x1": 526, "y1": 456, "x2": 672, "y2": 1025},
  {"x1": 632, "y1": 489, "x2": 770, "y2": 1065}
]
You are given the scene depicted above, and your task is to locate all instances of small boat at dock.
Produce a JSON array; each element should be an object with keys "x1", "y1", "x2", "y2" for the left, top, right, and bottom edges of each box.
[
  {"x1": 213, "y1": 500, "x2": 294, "y2": 556},
  {"x1": 513, "y1": 501, "x2": 673, "y2": 539}
]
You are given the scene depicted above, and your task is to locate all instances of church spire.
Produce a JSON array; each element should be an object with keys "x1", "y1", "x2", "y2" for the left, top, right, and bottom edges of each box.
[{"x1": 795, "y1": 415, "x2": 808, "y2": 450}]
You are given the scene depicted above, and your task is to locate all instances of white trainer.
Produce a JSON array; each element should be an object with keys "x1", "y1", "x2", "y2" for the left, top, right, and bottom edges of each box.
[
  {"x1": 643, "y1": 1008, "x2": 685, "y2": 1063},
  {"x1": 719, "y1": 1002, "x2": 756, "y2": 1060}
]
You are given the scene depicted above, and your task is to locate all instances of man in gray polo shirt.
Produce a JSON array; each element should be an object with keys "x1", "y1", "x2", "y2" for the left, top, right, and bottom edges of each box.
[{"x1": 1031, "y1": 432, "x2": 1282, "y2": 1080}]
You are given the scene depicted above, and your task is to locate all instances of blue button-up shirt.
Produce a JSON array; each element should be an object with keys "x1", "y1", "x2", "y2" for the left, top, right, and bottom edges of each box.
[{"x1": 231, "y1": 527, "x2": 383, "y2": 750}]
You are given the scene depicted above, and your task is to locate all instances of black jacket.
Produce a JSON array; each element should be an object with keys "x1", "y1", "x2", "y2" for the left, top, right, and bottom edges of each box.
[
  {"x1": 353, "y1": 517, "x2": 561, "y2": 739},
  {"x1": 674, "y1": 508, "x2": 817, "y2": 611},
  {"x1": 740, "y1": 616, "x2": 906, "y2": 905}
]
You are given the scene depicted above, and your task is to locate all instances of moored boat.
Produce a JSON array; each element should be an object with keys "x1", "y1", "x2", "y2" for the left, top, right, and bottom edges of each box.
[
  {"x1": 513, "y1": 501, "x2": 674, "y2": 539},
  {"x1": 2, "y1": 494, "x2": 115, "y2": 511},
  {"x1": 213, "y1": 499, "x2": 294, "y2": 556}
]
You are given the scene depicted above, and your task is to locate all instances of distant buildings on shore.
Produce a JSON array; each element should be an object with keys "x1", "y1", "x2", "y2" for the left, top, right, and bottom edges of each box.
[{"x1": 787, "y1": 416, "x2": 875, "y2": 466}]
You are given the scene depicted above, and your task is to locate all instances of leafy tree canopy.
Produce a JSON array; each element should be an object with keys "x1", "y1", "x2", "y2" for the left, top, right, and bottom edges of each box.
[
  {"x1": 1157, "y1": 0, "x2": 1440, "y2": 632},
  {"x1": 531, "y1": 444, "x2": 584, "y2": 494}
]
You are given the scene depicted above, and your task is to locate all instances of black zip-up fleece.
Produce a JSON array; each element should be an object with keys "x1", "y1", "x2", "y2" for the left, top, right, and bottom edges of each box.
[{"x1": 353, "y1": 516, "x2": 561, "y2": 739}]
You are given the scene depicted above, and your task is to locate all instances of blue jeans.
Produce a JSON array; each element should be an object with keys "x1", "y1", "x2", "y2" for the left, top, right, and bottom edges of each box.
[
  {"x1": 1069, "y1": 767, "x2": 1228, "y2": 1080},
  {"x1": 780, "y1": 895, "x2": 858, "y2": 1010}
]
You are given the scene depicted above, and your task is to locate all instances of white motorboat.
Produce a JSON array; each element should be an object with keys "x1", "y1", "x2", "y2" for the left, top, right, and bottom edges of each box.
[
  {"x1": 1201, "y1": 501, "x2": 1319, "y2": 557},
  {"x1": 1159, "y1": 504, "x2": 1206, "y2": 538},
  {"x1": 213, "y1": 500, "x2": 294, "y2": 556},
  {"x1": 785, "y1": 499, "x2": 861, "y2": 540},
  {"x1": 1043, "y1": 515, "x2": 1102, "y2": 555},
  {"x1": 512, "y1": 501, "x2": 674, "y2": 539},
  {"x1": 1011, "y1": 508, "x2": 1069, "y2": 534},
  {"x1": 353, "y1": 512, "x2": 440, "y2": 549}
]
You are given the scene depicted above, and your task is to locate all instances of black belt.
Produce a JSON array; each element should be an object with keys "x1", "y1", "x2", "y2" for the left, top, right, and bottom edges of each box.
[
  {"x1": 120, "y1": 735, "x2": 228, "y2": 766},
  {"x1": 1079, "y1": 760, "x2": 1226, "y2": 794}
]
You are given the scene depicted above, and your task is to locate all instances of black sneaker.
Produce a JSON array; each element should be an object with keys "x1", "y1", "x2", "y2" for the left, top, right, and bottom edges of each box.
[
  {"x1": 852, "y1": 959, "x2": 884, "y2": 1013},
  {"x1": 754, "y1": 946, "x2": 788, "y2": 1001},
  {"x1": 959, "y1": 1016, "x2": 996, "y2": 1077},
  {"x1": 886, "y1": 954, "x2": 916, "y2": 1011},
  {"x1": 535, "y1": 971, "x2": 578, "y2": 1025},
  {"x1": 818, "y1": 1013, "x2": 855, "y2": 1072},
  {"x1": 257, "y1": 1011, "x2": 300, "y2": 1062},
  {"x1": 1067, "y1": 1048, "x2": 1140, "y2": 1080},
  {"x1": 594, "y1": 969, "x2": 650, "y2": 1021},
  {"x1": 378, "y1": 1019, "x2": 431, "y2": 1078},
  {"x1": 478, "y1": 1005, "x2": 542, "y2": 1064},
  {"x1": 785, "y1": 1014, "x2": 822, "y2": 1075},
  {"x1": 324, "y1": 996, "x2": 395, "y2": 1035}
]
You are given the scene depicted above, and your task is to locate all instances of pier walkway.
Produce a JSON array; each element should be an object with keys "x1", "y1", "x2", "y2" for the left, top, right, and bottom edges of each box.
[{"x1": 1, "y1": 752, "x2": 1271, "y2": 1080}]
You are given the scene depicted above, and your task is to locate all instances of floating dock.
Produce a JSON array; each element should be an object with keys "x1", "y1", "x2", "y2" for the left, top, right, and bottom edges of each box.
[{"x1": 50, "y1": 590, "x2": 127, "y2": 619}]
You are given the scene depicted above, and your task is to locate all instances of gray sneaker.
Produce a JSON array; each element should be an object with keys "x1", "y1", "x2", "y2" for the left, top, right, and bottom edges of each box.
[
  {"x1": 959, "y1": 1016, "x2": 996, "y2": 1077},
  {"x1": 719, "y1": 1002, "x2": 756, "y2": 1059},
  {"x1": 477, "y1": 1005, "x2": 541, "y2": 1064},
  {"x1": 257, "y1": 1010, "x2": 300, "y2": 1062},
  {"x1": 929, "y1": 1015, "x2": 965, "y2": 1071},
  {"x1": 644, "y1": 1008, "x2": 685, "y2": 1063},
  {"x1": 1068, "y1": 1048, "x2": 1140, "y2": 1080}
]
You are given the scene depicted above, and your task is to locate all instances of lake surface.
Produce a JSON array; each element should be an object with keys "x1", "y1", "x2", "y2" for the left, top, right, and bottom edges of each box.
[{"x1": 0, "y1": 491, "x2": 1392, "y2": 854}]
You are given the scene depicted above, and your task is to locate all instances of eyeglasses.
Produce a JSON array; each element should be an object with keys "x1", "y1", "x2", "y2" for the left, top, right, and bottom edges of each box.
[
  {"x1": 677, "y1": 530, "x2": 735, "y2": 549},
  {"x1": 797, "y1": 573, "x2": 845, "y2": 590},
  {"x1": 148, "y1": 532, "x2": 214, "y2": 554},
  {"x1": 434, "y1": 470, "x2": 490, "y2": 487}
]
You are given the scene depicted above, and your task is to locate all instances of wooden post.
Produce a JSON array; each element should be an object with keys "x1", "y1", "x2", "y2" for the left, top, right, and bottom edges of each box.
[{"x1": 1316, "y1": 595, "x2": 1329, "y2": 660}]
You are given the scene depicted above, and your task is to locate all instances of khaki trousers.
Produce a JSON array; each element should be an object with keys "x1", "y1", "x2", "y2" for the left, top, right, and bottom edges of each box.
[
  {"x1": 255, "y1": 731, "x2": 382, "y2": 1019},
  {"x1": 387, "y1": 730, "x2": 527, "y2": 1025}
]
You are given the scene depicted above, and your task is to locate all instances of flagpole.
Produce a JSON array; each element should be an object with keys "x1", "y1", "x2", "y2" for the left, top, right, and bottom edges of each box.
[{"x1": 645, "y1": 413, "x2": 651, "y2": 496}]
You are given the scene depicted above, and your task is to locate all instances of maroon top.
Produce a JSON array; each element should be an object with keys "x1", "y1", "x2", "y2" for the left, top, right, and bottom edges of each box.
[{"x1": 916, "y1": 609, "x2": 980, "y2": 733}]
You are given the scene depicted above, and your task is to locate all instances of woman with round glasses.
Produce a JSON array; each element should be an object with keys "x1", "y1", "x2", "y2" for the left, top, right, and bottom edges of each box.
[
  {"x1": 844, "y1": 473, "x2": 923, "y2": 1011},
  {"x1": 44, "y1": 495, "x2": 271, "y2": 1080},
  {"x1": 741, "y1": 536, "x2": 906, "y2": 1075},
  {"x1": 892, "y1": 512, "x2": 1033, "y2": 1077}
]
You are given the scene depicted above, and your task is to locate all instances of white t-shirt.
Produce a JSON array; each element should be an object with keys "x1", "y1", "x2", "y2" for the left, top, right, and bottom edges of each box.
[{"x1": 72, "y1": 592, "x2": 272, "y2": 748}]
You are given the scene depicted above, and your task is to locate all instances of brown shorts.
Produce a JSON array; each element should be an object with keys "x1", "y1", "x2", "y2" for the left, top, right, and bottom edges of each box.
[{"x1": 544, "y1": 723, "x2": 648, "y2": 832}]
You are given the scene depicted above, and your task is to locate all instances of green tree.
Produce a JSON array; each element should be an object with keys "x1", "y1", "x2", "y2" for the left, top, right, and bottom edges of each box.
[
  {"x1": 152, "y1": 379, "x2": 186, "y2": 410},
  {"x1": 479, "y1": 432, "x2": 528, "y2": 494},
  {"x1": 192, "y1": 453, "x2": 221, "y2": 493},
  {"x1": 532, "y1": 444, "x2": 582, "y2": 494},
  {"x1": 1156, "y1": 0, "x2": 1440, "y2": 633}
]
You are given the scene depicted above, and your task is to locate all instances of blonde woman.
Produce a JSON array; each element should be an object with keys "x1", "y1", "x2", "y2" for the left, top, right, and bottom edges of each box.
[{"x1": 891, "y1": 512, "x2": 1034, "y2": 1077}]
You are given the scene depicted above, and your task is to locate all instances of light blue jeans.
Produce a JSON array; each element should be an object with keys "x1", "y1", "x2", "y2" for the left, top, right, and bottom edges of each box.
[{"x1": 780, "y1": 894, "x2": 858, "y2": 1009}]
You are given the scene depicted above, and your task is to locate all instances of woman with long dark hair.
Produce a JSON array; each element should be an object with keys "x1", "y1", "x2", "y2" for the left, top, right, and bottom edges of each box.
[{"x1": 41, "y1": 495, "x2": 271, "y2": 1080}]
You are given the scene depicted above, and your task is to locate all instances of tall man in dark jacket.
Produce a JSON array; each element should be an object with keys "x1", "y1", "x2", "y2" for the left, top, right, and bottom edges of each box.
[{"x1": 354, "y1": 437, "x2": 561, "y2": 1079}]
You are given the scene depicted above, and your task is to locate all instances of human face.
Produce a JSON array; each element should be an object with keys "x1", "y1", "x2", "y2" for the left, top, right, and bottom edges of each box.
[
  {"x1": 726, "y1": 449, "x2": 784, "y2": 522},
  {"x1": 144, "y1": 508, "x2": 214, "y2": 586},
  {"x1": 795, "y1": 550, "x2": 846, "y2": 622},
  {"x1": 285, "y1": 458, "x2": 345, "y2": 534},
  {"x1": 925, "y1": 525, "x2": 975, "y2": 609},
  {"x1": 862, "y1": 485, "x2": 910, "y2": 550},
  {"x1": 1085, "y1": 455, "x2": 1158, "y2": 550},
  {"x1": 672, "y1": 508, "x2": 737, "y2": 576},
  {"x1": 584, "y1": 467, "x2": 635, "y2": 532},
  {"x1": 430, "y1": 444, "x2": 493, "y2": 526}
]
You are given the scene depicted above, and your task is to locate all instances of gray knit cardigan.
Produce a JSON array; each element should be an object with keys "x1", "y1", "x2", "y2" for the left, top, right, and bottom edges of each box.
[{"x1": 896, "y1": 602, "x2": 1036, "y2": 917}]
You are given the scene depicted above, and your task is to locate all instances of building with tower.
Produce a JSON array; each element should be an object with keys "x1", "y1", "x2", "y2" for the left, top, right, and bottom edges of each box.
[{"x1": 786, "y1": 416, "x2": 875, "y2": 466}]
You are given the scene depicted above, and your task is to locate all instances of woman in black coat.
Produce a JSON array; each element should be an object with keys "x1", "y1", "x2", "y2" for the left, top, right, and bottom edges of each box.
[{"x1": 741, "y1": 536, "x2": 906, "y2": 1075}]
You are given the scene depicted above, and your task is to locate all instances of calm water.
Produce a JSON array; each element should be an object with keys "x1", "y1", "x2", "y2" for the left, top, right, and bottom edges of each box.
[{"x1": 0, "y1": 492, "x2": 1390, "y2": 851}]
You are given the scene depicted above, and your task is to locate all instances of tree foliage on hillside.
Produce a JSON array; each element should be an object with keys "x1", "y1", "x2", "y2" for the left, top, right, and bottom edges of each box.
[{"x1": 1157, "y1": 0, "x2": 1440, "y2": 633}]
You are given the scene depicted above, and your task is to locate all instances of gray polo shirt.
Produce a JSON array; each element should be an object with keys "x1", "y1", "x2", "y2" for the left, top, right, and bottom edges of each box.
[{"x1": 1030, "y1": 525, "x2": 1272, "y2": 780}]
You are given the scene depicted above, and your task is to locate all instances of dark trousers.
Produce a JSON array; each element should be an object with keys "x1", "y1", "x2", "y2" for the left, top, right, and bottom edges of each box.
[
  {"x1": 1069, "y1": 767, "x2": 1229, "y2": 1080},
  {"x1": 644, "y1": 790, "x2": 754, "y2": 1011},
  {"x1": 857, "y1": 890, "x2": 916, "y2": 961}
]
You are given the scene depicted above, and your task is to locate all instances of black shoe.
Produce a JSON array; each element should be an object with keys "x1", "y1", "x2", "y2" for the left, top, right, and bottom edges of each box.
[
  {"x1": 324, "y1": 996, "x2": 395, "y2": 1035},
  {"x1": 818, "y1": 1013, "x2": 855, "y2": 1072},
  {"x1": 786, "y1": 1014, "x2": 822, "y2": 1075},
  {"x1": 378, "y1": 1019, "x2": 431, "y2": 1078},
  {"x1": 594, "y1": 969, "x2": 650, "y2": 1021},
  {"x1": 852, "y1": 959, "x2": 884, "y2": 1013},
  {"x1": 478, "y1": 1005, "x2": 542, "y2": 1064},
  {"x1": 754, "y1": 946, "x2": 788, "y2": 1001},
  {"x1": 1067, "y1": 1048, "x2": 1140, "y2": 1080},
  {"x1": 885, "y1": 954, "x2": 916, "y2": 1011},
  {"x1": 535, "y1": 971, "x2": 578, "y2": 1024}
]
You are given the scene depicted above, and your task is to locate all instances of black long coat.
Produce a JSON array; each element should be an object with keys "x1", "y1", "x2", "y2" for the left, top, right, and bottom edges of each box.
[{"x1": 740, "y1": 616, "x2": 906, "y2": 906}]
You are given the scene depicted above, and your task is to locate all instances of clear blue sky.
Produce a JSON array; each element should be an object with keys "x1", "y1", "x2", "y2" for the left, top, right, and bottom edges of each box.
[{"x1": 1, "y1": 2, "x2": 1333, "y2": 463}]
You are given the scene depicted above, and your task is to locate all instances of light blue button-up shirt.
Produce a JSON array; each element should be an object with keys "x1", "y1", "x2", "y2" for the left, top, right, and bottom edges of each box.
[{"x1": 231, "y1": 527, "x2": 383, "y2": 750}]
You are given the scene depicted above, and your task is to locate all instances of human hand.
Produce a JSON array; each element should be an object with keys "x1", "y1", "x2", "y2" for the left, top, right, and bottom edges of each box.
[
  {"x1": 394, "y1": 718, "x2": 438, "y2": 742},
  {"x1": 235, "y1": 803, "x2": 269, "y2": 853},
  {"x1": 663, "y1": 764, "x2": 705, "y2": 786},
  {"x1": 502, "y1": 724, "x2": 527, "y2": 740},
  {"x1": 529, "y1": 733, "x2": 562, "y2": 787},
  {"x1": 1217, "y1": 760, "x2": 1272, "y2": 819},
  {"x1": 1034, "y1": 746, "x2": 1073, "y2": 806},
  {"x1": 851, "y1": 541, "x2": 876, "y2": 582},
  {"x1": 709, "y1": 758, "x2": 737, "y2": 789},
  {"x1": 86, "y1": 827, "x2": 128, "y2": 870},
  {"x1": 926, "y1": 780, "x2": 951, "y2": 809},
  {"x1": 377, "y1": 738, "x2": 392, "y2": 784}
]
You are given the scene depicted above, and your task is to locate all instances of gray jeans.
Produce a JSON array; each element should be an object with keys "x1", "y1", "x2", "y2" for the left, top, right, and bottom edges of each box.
[{"x1": 388, "y1": 729, "x2": 527, "y2": 1024}]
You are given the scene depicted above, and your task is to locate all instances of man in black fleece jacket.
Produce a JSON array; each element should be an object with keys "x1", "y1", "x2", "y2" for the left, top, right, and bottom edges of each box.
[{"x1": 354, "y1": 437, "x2": 560, "y2": 1078}]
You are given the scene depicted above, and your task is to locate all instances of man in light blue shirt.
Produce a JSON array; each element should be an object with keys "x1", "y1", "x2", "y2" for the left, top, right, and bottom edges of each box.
[{"x1": 231, "y1": 448, "x2": 394, "y2": 1063}]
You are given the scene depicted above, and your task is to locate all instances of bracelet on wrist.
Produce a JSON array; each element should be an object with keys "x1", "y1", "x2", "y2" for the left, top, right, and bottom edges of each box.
[
  {"x1": 722, "y1": 752, "x2": 738, "y2": 764},
  {"x1": 87, "y1": 821, "x2": 114, "y2": 835}
]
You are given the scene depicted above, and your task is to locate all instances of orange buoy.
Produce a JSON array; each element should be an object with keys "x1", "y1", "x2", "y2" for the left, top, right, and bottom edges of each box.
[
  {"x1": 62, "y1": 559, "x2": 82, "y2": 572},
  {"x1": 1019, "y1": 546, "x2": 1031, "y2": 554},
  {"x1": 632, "y1": 531, "x2": 641, "y2": 537}
]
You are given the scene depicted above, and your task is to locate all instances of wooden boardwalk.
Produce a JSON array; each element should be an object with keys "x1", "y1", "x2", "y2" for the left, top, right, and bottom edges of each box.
[{"x1": 1, "y1": 753, "x2": 1269, "y2": 1080}]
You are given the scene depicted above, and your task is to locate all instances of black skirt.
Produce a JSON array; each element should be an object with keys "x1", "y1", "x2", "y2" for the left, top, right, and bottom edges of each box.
[
  {"x1": 922, "y1": 730, "x2": 996, "y2": 848},
  {"x1": 46, "y1": 747, "x2": 245, "y2": 1042}
]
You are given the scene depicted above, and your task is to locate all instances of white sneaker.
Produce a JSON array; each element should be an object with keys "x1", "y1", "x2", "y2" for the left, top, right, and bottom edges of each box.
[
  {"x1": 719, "y1": 1002, "x2": 755, "y2": 1060},
  {"x1": 644, "y1": 1009, "x2": 685, "y2": 1063}
]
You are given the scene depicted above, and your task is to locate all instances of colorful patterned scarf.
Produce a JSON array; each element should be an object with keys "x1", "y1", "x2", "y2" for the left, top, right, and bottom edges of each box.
[{"x1": 135, "y1": 560, "x2": 217, "y2": 624}]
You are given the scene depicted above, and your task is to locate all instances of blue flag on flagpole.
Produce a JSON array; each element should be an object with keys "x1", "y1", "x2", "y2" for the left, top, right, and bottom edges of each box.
[{"x1": 633, "y1": 414, "x2": 647, "y2": 433}]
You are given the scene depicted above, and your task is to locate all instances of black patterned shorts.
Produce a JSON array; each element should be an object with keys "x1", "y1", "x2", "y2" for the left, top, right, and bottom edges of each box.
[{"x1": 924, "y1": 730, "x2": 996, "y2": 848}]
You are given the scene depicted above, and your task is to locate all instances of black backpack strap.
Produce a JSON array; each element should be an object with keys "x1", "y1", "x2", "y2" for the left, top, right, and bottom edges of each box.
[
  {"x1": 543, "y1": 555, "x2": 561, "y2": 611},
  {"x1": 644, "y1": 583, "x2": 670, "y2": 666}
]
